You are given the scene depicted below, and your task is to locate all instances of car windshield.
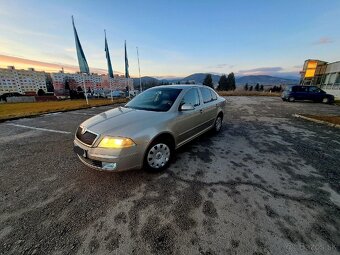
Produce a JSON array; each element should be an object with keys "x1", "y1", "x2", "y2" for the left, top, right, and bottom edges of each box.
[{"x1": 125, "y1": 88, "x2": 182, "y2": 112}]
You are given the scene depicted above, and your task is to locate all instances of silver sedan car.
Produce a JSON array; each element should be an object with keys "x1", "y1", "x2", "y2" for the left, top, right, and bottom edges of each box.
[{"x1": 73, "y1": 85, "x2": 226, "y2": 172}]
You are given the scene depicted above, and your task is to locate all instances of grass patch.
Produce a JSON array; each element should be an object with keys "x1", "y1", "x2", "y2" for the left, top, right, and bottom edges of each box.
[
  {"x1": 300, "y1": 114, "x2": 340, "y2": 125},
  {"x1": 0, "y1": 98, "x2": 128, "y2": 121},
  {"x1": 217, "y1": 91, "x2": 281, "y2": 97}
]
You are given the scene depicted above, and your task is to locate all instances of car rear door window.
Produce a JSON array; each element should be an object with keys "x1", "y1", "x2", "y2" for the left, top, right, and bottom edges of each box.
[
  {"x1": 200, "y1": 87, "x2": 213, "y2": 103},
  {"x1": 181, "y1": 88, "x2": 200, "y2": 107},
  {"x1": 210, "y1": 90, "x2": 218, "y2": 100}
]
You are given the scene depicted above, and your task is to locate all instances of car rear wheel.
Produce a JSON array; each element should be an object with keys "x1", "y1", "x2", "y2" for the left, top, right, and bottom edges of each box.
[
  {"x1": 213, "y1": 115, "x2": 223, "y2": 133},
  {"x1": 288, "y1": 96, "x2": 295, "y2": 102},
  {"x1": 144, "y1": 140, "x2": 172, "y2": 171}
]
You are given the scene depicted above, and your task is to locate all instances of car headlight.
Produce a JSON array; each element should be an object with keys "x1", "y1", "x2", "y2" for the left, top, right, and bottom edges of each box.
[{"x1": 98, "y1": 136, "x2": 136, "y2": 148}]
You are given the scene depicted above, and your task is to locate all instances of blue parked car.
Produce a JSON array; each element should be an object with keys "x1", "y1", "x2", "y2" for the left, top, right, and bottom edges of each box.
[{"x1": 281, "y1": 85, "x2": 334, "y2": 104}]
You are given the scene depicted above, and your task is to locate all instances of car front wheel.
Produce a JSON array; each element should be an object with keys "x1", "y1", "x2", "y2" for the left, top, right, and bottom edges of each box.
[
  {"x1": 144, "y1": 139, "x2": 172, "y2": 171},
  {"x1": 322, "y1": 97, "x2": 330, "y2": 104}
]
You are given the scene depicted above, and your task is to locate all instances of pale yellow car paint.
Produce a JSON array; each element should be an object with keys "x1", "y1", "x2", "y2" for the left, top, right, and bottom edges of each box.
[{"x1": 74, "y1": 85, "x2": 226, "y2": 171}]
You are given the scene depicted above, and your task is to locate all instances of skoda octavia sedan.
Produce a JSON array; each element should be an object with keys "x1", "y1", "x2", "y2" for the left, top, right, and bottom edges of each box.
[{"x1": 74, "y1": 85, "x2": 226, "y2": 172}]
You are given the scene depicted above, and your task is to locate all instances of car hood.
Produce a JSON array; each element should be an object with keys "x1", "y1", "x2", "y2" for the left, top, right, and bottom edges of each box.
[{"x1": 80, "y1": 106, "x2": 167, "y2": 136}]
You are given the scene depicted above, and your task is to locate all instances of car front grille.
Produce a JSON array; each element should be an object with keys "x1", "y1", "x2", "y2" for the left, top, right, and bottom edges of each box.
[{"x1": 76, "y1": 127, "x2": 97, "y2": 146}]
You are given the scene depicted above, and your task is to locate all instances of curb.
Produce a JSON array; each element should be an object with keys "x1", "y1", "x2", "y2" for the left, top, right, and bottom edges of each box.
[
  {"x1": 293, "y1": 114, "x2": 340, "y2": 129},
  {"x1": 0, "y1": 100, "x2": 127, "y2": 123}
]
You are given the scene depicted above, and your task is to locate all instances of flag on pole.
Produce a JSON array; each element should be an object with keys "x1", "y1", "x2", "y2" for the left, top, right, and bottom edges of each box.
[
  {"x1": 72, "y1": 16, "x2": 90, "y2": 74},
  {"x1": 104, "y1": 30, "x2": 114, "y2": 78},
  {"x1": 124, "y1": 40, "x2": 129, "y2": 78}
]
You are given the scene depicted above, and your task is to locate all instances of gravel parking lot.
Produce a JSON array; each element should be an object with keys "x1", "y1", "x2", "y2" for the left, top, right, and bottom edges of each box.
[{"x1": 0, "y1": 97, "x2": 339, "y2": 255}]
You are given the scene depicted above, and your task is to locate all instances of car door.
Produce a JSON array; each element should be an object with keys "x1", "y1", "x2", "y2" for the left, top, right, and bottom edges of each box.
[
  {"x1": 294, "y1": 86, "x2": 307, "y2": 100},
  {"x1": 308, "y1": 86, "x2": 323, "y2": 101},
  {"x1": 199, "y1": 87, "x2": 218, "y2": 130},
  {"x1": 174, "y1": 88, "x2": 203, "y2": 144}
]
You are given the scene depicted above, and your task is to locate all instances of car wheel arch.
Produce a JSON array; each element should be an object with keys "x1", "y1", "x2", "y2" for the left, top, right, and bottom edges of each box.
[
  {"x1": 142, "y1": 132, "x2": 176, "y2": 170},
  {"x1": 147, "y1": 132, "x2": 176, "y2": 150}
]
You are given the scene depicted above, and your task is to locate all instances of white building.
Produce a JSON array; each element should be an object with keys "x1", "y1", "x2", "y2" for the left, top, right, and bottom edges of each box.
[
  {"x1": 0, "y1": 66, "x2": 47, "y2": 95},
  {"x1": 300, "y1": 59, "x2": 340, "y2": 99},
  {"x1": 321, "y1": 61, "x2": 340, "y2": 99},
  {"x1": 51, "y1": 71, "x2": 133, "y2": 97}
]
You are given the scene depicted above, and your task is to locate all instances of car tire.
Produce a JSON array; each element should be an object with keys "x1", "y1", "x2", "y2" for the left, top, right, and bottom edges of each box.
[
  {"x1": 322, "y1": 97, "x2": 330, "y2": 104},
  {"x1": 288, "y1": 96, "x2": 295, "y2": 102},
  {"x1": 213, "y1": 114, "x2": 223, "y2": 133},
  {"x1": 144, "y1": 138, "x2": 173, "y2": 172}
]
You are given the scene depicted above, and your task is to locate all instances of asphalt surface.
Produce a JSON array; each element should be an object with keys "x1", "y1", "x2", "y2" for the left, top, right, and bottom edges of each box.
[{"x1": 0, "y1": 97, "x2": 340, "y2": 255}]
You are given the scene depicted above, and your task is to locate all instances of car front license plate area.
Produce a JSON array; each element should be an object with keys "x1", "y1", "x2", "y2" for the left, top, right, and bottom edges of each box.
[{"x1": 74, "y1": 145, "x2": 87, "y2": 158}]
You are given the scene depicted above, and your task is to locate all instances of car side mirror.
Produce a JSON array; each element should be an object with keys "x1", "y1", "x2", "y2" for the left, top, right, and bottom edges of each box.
[{"x1": 180, "y1": 104, "x2": 195, "y2": 111}]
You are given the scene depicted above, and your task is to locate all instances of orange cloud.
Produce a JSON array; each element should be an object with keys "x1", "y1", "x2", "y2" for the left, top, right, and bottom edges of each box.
[{"x1": 0, "y1": 54, "x2": 123, "y2": 75}]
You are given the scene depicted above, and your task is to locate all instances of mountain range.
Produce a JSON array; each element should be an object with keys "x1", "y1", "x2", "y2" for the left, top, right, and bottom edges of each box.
[{"x1": 133, "y1": 73, "x2": 299, "y2": 88}]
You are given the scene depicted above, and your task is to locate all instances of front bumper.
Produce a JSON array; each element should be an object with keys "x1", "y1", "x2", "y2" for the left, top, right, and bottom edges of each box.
[{"x1": 73, "y1": 139, "x2": 143, "y2": 172}]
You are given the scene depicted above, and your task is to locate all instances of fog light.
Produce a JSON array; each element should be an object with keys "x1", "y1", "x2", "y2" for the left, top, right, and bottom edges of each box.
[{"x1": 102, "y1": 162, "x2": 117, "y2": 171}]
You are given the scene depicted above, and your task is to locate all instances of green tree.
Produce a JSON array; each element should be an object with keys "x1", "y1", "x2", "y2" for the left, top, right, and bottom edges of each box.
[
  {"x1": 255, "y1": 83, "x2": 260, "y2": 91},
  {"x1": 244, "y1": 83, "x2": 249, "y2": 91},
  {"x1": 217, "y1": 74, "x2": 228, "y2": 91},
  {"x1": 64, "y1": 80, "x2": 70, "y2": 91},
  {"x1": 249, "y1": 85, "x2": 253, "y2": 91},
  {"x1": 203, "y1": 74, "x2": 214, "y2": 88},
  {"x1": 37, "y1": 89, "x2": 45, "y2": 96},
  {"x1": 260, "y1": 85, "x2": 264, "y2": 91},
  {"x1": 227, "y1": 72, "x2": 236, "y2": 90}
]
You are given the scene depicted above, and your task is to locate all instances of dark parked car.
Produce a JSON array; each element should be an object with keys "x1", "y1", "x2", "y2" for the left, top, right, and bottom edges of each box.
[
  {"x1": 0, "y1": 92, "x2": 22, "y2": 102},
  {"x1": 281, "y1": 85, "x2": 334, "y2": 104}
]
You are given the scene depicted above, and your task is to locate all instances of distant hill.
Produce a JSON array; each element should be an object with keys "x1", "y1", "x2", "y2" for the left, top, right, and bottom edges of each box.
[
  {"x1": 133, "y1": 74, "x2": 299, "y2": 89},
  {"x1": 236, "y1": 75, "x2": 298, "y2": 86},
  {"x1": 180, "y1": 73, "x2": 221, "y2": 84},
  {"x1": 133, "y1": 76, "x2": 159, "y2": 87}
]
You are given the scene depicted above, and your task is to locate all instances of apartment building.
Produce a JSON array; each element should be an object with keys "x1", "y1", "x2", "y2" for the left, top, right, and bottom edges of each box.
[
  {"x1": 51, "y1": 71, "x2": 133, "y2": 97},
  {"x1": 0, "y1": 66, "x2": 47, "y2": 95}
]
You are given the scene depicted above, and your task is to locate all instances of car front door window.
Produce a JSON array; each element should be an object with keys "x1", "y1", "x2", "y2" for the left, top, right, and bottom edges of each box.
[{"x1": 180, "y1": 88, "x2": 200, "y2": 108}]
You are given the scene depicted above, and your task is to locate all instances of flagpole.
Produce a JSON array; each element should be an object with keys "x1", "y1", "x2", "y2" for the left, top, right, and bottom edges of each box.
[
  {"x1": 136, "y1": 47, "x2": 142, "y2": 93},
  {"x1": 82, "y1": 73, "x2": 89, "y2": 105},
  {"x1": 109, "y1": 76, "x2": 113, "y2": 102}
]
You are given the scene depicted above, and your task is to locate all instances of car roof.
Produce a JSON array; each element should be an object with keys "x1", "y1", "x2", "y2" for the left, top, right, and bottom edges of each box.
[{"x1": 151, "y1": 84, "x2": 208, "y2": 90}]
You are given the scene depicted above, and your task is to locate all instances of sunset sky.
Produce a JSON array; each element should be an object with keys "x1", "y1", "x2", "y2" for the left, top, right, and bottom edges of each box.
[{"x1": 0, "y1": 0, "x2": 339, "y2": 78}]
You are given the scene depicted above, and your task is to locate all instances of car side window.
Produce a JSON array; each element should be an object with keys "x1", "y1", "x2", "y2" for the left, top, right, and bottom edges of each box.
[
  {"x1": 210, "y1": 90, "x2": 218, "y2": 100},
  {"x1": 200, "y1": 88, "x2": 213, "y2": 103},
  {"x1": 181, "y1": 88, "x2": 200, "y2": 107},
  {"x1": 309, "y1": 87, "x2": 320, "y2": 93}
]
